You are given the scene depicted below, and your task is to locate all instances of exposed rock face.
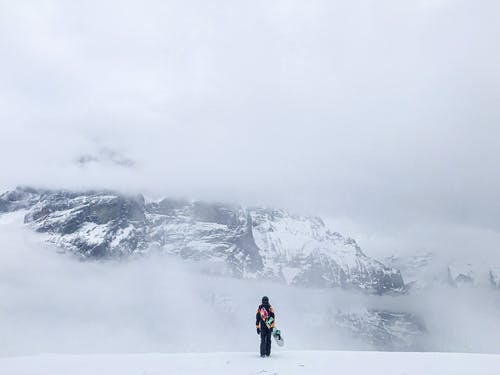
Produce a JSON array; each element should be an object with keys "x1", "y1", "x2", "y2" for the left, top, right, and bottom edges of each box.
[
  {"x1": 25, "y1": 191, "x2": 147, "y2": 258},
  {"x1": 0, "y1": 187, "x2": 405, "y2": 294},
  {"x1": 145, "y1": 199, "x2": 263, "y2": 277}
]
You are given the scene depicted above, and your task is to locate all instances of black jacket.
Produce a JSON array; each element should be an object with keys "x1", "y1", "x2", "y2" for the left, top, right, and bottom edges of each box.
[{"x1": 256, "y1": 303, "x2": 275, "y2": 331}]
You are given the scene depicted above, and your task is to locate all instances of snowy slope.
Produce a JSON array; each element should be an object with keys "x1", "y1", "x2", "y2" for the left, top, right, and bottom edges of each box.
[
  {"x1": 251, "y1": 208, "x2": 403, "y2": 293},
  {"x1": 1, "y1": 351, "x2": 500, "y2": 375}
]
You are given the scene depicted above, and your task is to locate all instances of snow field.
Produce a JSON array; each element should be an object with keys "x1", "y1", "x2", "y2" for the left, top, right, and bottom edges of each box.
[{"x1": 1, "y1": 351, "x2": 500, "y2": 375}]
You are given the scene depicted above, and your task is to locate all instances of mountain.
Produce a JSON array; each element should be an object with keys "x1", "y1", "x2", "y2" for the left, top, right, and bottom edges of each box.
[
  {"x1": 334, "y1": 309, "x2": 425, "y2": 351},
  {"x1": 384, "y1": 251, "x2": 436, "y2": 290},
  {"x1": 447, "y1": 263, "x2": 475, "y2": 287},
  {"x1": 0, "y1": 186, "x2": 404, "y2": 294},
  {"x1": 385, "y1": 251, "x2": 500, "y2": 291}
]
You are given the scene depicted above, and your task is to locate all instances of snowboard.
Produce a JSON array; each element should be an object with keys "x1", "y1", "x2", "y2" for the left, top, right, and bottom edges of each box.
[
  {"x1": 260, "y1": 308, "x2": 274, "y2": 329},
  {"x1": 260, "y1": 307, "x2": 283, "y2": 346},
  {"x1": 273, "y1": 328, "x2": 284, "y2": 347}
]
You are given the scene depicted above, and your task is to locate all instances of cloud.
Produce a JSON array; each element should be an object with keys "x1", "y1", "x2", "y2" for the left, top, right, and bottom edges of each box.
[
  {"x1": 76, "y1": 142, "x2": 135, "y2": 168},
  {"x1": 0, "y1": 212, "x2": 353, "y2": 355},
  {"x1": 1, "y1": 211, "x2": 500, "y2": 355},
  {"x1": 0, "y1": 0, "x2": 499, "y2": 256}
]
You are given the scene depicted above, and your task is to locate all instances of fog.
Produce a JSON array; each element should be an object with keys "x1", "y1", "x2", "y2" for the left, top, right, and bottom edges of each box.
[
  {"x1": 1, "y1": 1, "x2": 500, "y2": 230},
  {"x1": 1, "y1": 0, "x2": 500, "y2": 357},
  {"x1": 0, "y1": 212, "x2": 351, "y2": 355},
  {"x1": 1, "y1": 212, "x2": 500, "y2": 356}
]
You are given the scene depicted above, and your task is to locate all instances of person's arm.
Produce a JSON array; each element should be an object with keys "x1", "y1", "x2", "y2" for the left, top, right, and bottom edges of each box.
[{"x1": 256, "y1": 307, "x2": 261, "y2": 334}]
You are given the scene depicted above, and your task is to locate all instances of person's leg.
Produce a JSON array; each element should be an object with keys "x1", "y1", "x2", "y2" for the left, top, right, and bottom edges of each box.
[
  {"x1": 260, "y1": 330, "x2": 266, "y2": 357},
  {"x1": 266, "y1": 330, "x2": 272, "y2": 356}
]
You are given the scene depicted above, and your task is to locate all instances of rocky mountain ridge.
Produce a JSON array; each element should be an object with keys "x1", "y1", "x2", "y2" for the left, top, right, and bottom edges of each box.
[
  {"x1": 0, "y1": 186, "x2": 404, "y2": 294},
  {"x1": 385, "y1": 252, "x2": 500, "y2": 290}
]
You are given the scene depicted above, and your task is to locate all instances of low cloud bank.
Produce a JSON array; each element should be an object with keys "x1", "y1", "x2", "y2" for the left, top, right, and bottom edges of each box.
[{"x1": 1, "y1": 212, "x2": 500, "y2": 356}]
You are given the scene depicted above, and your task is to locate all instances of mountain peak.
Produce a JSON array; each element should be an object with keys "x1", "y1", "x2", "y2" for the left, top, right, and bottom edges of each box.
[{"x1": 0, "y1": 187, "x2": 404, "y2": 294}]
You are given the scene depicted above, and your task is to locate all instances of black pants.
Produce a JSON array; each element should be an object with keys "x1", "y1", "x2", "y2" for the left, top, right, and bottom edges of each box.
[{"x1": 260, "y1": 328, "x2": 272, "y2": 356}]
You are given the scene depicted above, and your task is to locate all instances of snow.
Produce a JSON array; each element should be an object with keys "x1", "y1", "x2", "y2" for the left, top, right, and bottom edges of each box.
[
  {"x1": 75, "y1": 222, "x2": 110, "y2": 246},
  {"x1": 109, "y1": 224, "x2": 135, "y2": 247},
  {"x1": 448, "y1": 263, "x2": 475, "y2": 286},
  {"x1": 250, "y1": 209, "x2": 360, "y2": 271},
  {"x1": 384, "y1": 252, "x2": 435, "y2": 287},
  {"x1": 1, "y1": 351, "x2": 500, "y2": 375}
]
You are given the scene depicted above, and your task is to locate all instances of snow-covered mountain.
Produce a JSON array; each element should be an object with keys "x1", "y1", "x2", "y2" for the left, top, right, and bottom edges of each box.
[
  {"x1": 0, "y1": 187, "x2": 404, "y2": 294},
  {"x1": 385, "y1": 251, "x2": 500, "y2": 291},
  {"x1": 333, "y1": 309, "x2": 425, "y2": 351},
  {"x1": 384, "y1": 251, "x2": 436, "y2": 289},
  {"x1": 447, "y1": 262, "x2": 500, "y2": 289}
]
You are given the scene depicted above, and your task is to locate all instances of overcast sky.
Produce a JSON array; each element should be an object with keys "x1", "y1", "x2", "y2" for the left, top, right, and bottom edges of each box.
[{"x1": 1, "y1": 0, "x2": 499, "y2": 257}]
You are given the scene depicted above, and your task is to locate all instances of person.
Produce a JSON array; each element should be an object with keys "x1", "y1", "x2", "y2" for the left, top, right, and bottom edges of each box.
[{"x1": 255, "y1": 296, "x2": 275, "y2": 357}]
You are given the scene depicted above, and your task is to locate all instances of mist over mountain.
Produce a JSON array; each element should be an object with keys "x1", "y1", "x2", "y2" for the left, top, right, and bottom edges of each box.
[
  {"x1": 0, "y1": 187, "x2": 405, "y2": 293},
  {"x1": 1, "y1": 186, "x2": 500, "y2": 356},
  {"x1": 1, "y1": 1, "x2": 500, "y2": 371}
]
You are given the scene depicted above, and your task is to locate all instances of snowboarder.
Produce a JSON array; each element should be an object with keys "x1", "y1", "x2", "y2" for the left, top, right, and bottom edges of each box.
[{"x1": 255, "y1": 296, "x2": 275, "y2": 357}]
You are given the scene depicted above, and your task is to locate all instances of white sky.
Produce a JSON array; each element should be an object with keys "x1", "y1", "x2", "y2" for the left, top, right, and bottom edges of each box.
[{"x1": 1, "y1": 0, "x2": 499, "y2": 257}]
